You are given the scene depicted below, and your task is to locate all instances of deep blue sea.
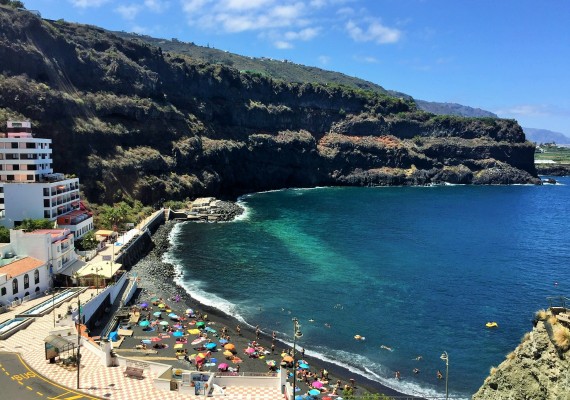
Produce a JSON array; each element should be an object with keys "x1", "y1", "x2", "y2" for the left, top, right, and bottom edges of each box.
[{"x1": 164, "y1": 177, "x2": 570, "y2": 399}]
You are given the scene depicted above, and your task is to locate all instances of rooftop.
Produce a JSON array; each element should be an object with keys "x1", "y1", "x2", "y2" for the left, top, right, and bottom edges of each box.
[{"x1": 0, "y1": 256, "x2": 45, "y2": 278}]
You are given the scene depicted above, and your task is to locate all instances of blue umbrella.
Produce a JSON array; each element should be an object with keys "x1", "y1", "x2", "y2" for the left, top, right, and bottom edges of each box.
[
  {"x1": 153, "y1": 311, "x2": 162, "y2": 317},
  {"x1": 205, "y1": 342, "x2": 217, "y2": 350},
  {"x1": 139, "y1": 320, "x2": 150, "y2": 327},
  {"x1": 299, "y1": 363, "x2": 310, "y2": 369},
  {"x1": 295, "y1": 396, "x2": 308, "y2": 400},
  {"x1": 108, "y1": 331, "x2": 119, "y2": 342},
  {"x1": 140, "y1": 302, "x2": 148, "y2": 308},
  {"x1": 173, "y1": 331, "x2": 184, "y2": 337},
  {"x1": 168, "y1": 312, "x2": 177, "y2": 318},
  {"x1": 141, "y1": 339, "x2": 151, "y2": 344},
  {"x1": 219, "y1": 338, "x2": 228, "y2": 345},
  {"x1": 205, "y1": 327, "x2": 217, "y2": 333},
  {"x1": 308, "y1": 389, "x2": 321, "y2": 396}
]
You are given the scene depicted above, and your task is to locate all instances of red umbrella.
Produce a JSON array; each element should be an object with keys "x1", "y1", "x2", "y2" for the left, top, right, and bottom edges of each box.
[{"x1": 150, "y1": 337, "x2": 162, "y2": 342}]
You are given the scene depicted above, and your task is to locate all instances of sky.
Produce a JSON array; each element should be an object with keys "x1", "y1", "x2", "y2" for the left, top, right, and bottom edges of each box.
[{"x1": 22, "y1": 0, "x2": 570, "y2": 135}]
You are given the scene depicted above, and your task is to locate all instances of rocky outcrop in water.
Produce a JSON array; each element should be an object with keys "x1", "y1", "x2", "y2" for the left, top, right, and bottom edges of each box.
[
  {"x1": 0, "y1": 7, "x2": 540, "y2": 206},
  {"x1": 473, "y1": 312, "x2": 570, "y2": 400}
]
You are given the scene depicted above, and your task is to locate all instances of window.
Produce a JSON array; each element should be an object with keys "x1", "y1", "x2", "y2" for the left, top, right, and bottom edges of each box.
[
  {"x1": 11, "y1": 142, "x2": 17, "y2": 149},
  {"x1": 1, "y1": 287, "x2": 6, "y2": 296},
  {"x1": 12, "y1": 279, "x2": 18, "y2": 295},
  {"x1": 34, "y1": 270, "x2": 39, "y2": 284},
  {"x1": 6, "y1": 175, "x2": 14, "y2": 181},
  {"x1": 24, "y1": 274, "x2": 29, "y2": 289}
]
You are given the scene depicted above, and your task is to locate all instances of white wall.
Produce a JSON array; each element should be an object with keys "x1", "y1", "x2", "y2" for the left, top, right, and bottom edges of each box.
[
  {"x1": 3, "y1": 184, "x2": 45, "y2": 225},
  {"x1": 0, "y1": 262, "x2": 50, "y2": 306}
]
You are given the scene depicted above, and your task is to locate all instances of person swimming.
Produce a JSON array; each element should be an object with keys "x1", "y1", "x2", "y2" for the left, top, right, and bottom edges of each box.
[{"x1": 380, "y1": 345, "x2": 393, "y2": 351}]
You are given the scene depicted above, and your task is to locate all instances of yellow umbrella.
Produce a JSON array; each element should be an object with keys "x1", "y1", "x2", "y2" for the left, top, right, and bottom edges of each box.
[
  {"x1": 158, "y1": 304, "x2": 166, "y2": 308},
  {"x1": 174, "y1": 343, "x2": 184, "y2": 349},
  {"x1": 223, "y1": 350, "x2": 233, "y2": 357},
  {"x1": 188, "y1": 329, "x2": 201, "y2": 335}
]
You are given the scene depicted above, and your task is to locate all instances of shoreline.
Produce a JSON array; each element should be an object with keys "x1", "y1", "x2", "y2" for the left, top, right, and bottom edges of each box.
[{"x1": 130, "y1": 219, "x2": 419, "y2": 399}]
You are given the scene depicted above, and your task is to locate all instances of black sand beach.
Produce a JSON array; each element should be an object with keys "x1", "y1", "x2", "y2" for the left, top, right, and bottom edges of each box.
[{"x1": 127, "y1": 221, "x2": 414, "y2": 399}]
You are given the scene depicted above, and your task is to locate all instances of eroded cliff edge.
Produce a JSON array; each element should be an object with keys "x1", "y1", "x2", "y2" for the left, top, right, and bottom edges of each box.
[
  {"x1": 474, "y1": 310, "x2": 570, "y2": 400},
  {"x1": 0, "y1": 7, "x2": 540, "y2": 205}
]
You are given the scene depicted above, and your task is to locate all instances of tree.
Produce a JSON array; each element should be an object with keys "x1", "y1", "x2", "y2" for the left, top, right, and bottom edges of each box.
[
  {"x1": 18, "y1": 218, "x2": 54, "y2": 232},
  {"x1": 0, "y1": 226, "x2": 10, "y2": 243},
  {"x1": 75, "y1": 230, "x2": 98, "y2": 251},
  {"x1": 0, "y1": 0, "x2": 25, "y2": 8}
]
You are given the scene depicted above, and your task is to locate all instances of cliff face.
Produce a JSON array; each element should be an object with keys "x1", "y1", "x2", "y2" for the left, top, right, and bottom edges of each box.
[
  {"x1": 0, "y1": 7, "x2": 540, "y2": 205},
  {"x1": 474, "y1": 315, "x2": 570, "y2": 400}
]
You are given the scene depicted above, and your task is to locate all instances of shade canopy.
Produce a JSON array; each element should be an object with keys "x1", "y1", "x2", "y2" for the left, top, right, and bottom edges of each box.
[{"x1": 76, "y1": 260, "x2": 122, "y2": 279}]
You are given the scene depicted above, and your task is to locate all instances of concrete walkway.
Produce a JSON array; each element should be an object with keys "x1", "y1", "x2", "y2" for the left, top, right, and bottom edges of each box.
[{"x1": 0, "y1": 291, "x2": 283, "y2": 399}]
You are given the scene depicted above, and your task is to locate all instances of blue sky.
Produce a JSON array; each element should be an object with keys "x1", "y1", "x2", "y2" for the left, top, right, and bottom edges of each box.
[{"x1": 23, "y1": 0, "x2": 570, "y2": 135}]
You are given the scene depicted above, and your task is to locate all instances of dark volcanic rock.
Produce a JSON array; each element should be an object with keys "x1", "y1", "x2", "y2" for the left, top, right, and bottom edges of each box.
[{"x1": 0, "y1": 7, "x2": 541, "y2": 205}]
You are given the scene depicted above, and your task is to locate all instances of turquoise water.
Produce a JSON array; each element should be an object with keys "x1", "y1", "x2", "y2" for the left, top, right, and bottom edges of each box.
[{"x1": 165, "y1": 178, "x2": 570, "y2": 398}]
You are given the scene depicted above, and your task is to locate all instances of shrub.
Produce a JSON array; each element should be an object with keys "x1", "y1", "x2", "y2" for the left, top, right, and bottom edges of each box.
[
  {"x1": 506, "y1": 351, "x2": 516, "y2": 360},
  {"x1": 535, "y1": 309, "x2": 547, "y2": 321},
  {"x1": 521, "y1": 332, "x2": 531, "y2": 343},
  {"x1": 490, "y1": 366, "x2": 498, "y2": 375},
  {"x1": 553, "y1": 325, "x2": 570, "y2": 351},
  {"x1": 548, "y1": 315, "x2": 558, "y2": 326}
]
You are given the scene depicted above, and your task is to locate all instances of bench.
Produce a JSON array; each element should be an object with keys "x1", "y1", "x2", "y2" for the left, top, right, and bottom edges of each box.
[
  {"x1": 557, "y1": 313, "x2": 570, "y2": 325},
  {"x1": 124, "y1": 366, "x2": 144, "y2": 379}
]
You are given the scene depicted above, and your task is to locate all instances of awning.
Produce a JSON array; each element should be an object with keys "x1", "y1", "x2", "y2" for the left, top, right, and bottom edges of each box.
[
  {"x1": 57, "y1": 259, "x2": 87, "y2": 277},
  {"x1": 44, "y1": 334, "x2": 75, "y2": 352},
  {"x1": 95, "y1": 230, "x2": 114, "y2": 237},
  {"x1": 76, "y1": 260, "x2": 122, "y2": 279}
]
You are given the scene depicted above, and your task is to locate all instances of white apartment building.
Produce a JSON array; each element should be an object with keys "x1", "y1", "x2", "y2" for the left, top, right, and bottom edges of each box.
[
  {"x1": 0, "y1": 121, "x2": 93, "y2": 238},
  {"x1": 0, "y1": 255, "x2": 49, "y2": 307}
]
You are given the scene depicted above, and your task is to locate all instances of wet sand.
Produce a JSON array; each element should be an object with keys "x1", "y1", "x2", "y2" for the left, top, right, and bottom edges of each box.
[{"x1": 126, "y1": 221, "x2": 412, "y2": 398}]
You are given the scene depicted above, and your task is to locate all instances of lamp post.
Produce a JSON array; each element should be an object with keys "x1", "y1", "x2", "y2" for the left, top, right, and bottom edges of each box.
[
  {"x1": 291, "y1": 318, "x2": 303, "y2": 400},
  {"x1": 441, "y1": 351, "x2": 449, "y2": 400},
  {"x1": 92, "y1": 266, "x2": 102, "y2": 294}
]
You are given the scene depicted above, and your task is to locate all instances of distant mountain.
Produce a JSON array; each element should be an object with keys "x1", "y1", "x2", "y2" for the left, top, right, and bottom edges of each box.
[
  {"x1": 523, "y1": 127, "x2": 570, "y2": 144},
  {"x1": 415, "y1": 100, "x2": 498, "y2": 118}
]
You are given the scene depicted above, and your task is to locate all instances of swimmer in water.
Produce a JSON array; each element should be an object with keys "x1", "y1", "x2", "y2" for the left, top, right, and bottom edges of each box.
[
  {"x1": 308, "y1": 319, "x2": 315, "y2": 322},
  {"x1": 324, "y1": 323, "x2": 331, "y2": 328},
  {"x1": 380, "y1": 345, "x2": 393, "y2": 351},
  {"x1": 414, "y1": 355, "x2": 423, "y2": 361}
]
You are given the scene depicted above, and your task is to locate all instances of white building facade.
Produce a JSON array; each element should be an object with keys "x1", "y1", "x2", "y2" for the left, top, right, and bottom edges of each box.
[{"x1": 0, "y1": 121, "x2": 93, "y2": 238}]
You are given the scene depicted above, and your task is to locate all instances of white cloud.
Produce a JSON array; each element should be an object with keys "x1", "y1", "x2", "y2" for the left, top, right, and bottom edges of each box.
[
  {"x1": 318, "y1": 55, "x2": 331, "y2": 65},
  {"x1": 346, "y1": 19, "x2": 401, "y2": 44},
  {"x1": 496, "y1": 105, "x2": 550, "y2": 117},
  {"x1": 69, "y1": 0, "x2": 110, "y2": 8},
  {"x1": 274, "y1": 40, "x2": 293, "y2": 49},
  {"x1": 284, "y1": 27, "x2": 320, "y2": 41},
  {"x1": 182, "y1": 0, "x2": 211, "y2": 14},
  {"x1": 144, "y1": 0, "x2": 170, "y2": 12},
  {"x1": 225, "y1": 0, "x2": 274, "y2": 10},
  {"x1": 353, "y1": 55, "x2": 379, "y2": 63},
  {"x1": 115, "y1": 5, "x2": 142, "y2": 20}
]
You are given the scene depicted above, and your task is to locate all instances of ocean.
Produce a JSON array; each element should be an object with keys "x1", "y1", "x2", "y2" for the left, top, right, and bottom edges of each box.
[{"x1": 164, "y1": 177, "x2": 570, "y2": 398}]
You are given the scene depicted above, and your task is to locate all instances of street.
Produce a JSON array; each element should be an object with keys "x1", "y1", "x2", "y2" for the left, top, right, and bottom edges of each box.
[{"x1": 0, "y1": 352, "x2": 100, "y2": 400}]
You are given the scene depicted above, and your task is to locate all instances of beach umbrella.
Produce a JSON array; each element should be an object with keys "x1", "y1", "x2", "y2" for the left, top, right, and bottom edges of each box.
[
  {"x1": 139, "y1": 320, "x2": 150, "y2": 327},
  {"x1": 141, "y1": 339, "x2": 151, "y2": 344},
  {"x1": 153, "y1": 311, "x2": 162, "y2": 317},
  {"x1": 174, "y1": 343, "x2": 184, "y2": 349},
  {"x1": 140, "y1": 302, "x2": 148, "y2": 308},
  {"x1": 283, "y1": 355, "x2": 294, "y2": 363},
  {"x1": 218, "y1": 363, "x2": 229, "y2": 370},
  {"x1": 299, "y1": 363, "x2": 310, "y2": 369},
  {"x1": 266, "y1": 360, "x2": 276, "y2": 367},
  {"x1": 322, "y1": 397, "x2": 332, "y2": 400},
  {"x1": 158, "y1": 303, "x2": 166, "y2": 308},
  {"x1": 312, "y1": 381, "x2": 324, "y2": 389},
  {"x1": 159, "y1": 320, "x2": 169, "y2": 326},
  {"x1": 223, "y1": 350, "x2": 234, "y2": 357},
  {"x1": 309, "y1": 389, "x2": 321, "y2": 396},
  {"x1": 224, "y1": 343, "x2": 236, "y2": 351},
  {"x1": 185, "y1": 308, "x2": 194, "y2": 314},
  {"x1": 174, "y1": 324, "x2": 183, "y2": 329},
  {"x1": 188, "y1": 329, "x2": 201, "y2": 335},
  {"x1": 108, "y1": 331, "x2": 119, "y2": 342},
  {"x1": 196, "y1": 321, "x2": 206, "y2": 328},
  {"x1": 150, "y1": 337, "x2": 162, "y2": 342},
  {"x1": 295, "y1": 396, "x2": 309, "y2": 400},
  {"x1": 151, "y1": 297, "x2": 159, "y2": 302},
  {"x1": 166, "y1": 309, "x2": 172, "y2": 313},
  {"x1": 245, "y1": 347, "x2": 256, "y2": 354},
  {"x1": 219, "y1": 338, "x2": 228, "y2": 345},
  {"x1": 205, "y1": 342, "x2": 217, "y2": 350},
  {"x1": 168, "y1": 312, "x2": 178, "y2": 318},
  {"x1": 173, "y1": 331, "x2": 184, "y2": 337},
  {"x1": 205, "y1": 326, "x2": 217, "y2": 333}
]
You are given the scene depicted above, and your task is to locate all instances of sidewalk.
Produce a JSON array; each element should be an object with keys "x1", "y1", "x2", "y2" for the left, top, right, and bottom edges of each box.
[{"x1": 0, "y1": 292, "x2": 282, "y2": 399}]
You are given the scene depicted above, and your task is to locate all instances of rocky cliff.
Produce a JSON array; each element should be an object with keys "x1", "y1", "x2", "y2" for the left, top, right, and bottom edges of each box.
[
  {"x1": 474, "y1": 310, "x2": 570, "y2": 400},
  {"x1": 0, "y1": 7, "x2": 540, "y2": 205}
]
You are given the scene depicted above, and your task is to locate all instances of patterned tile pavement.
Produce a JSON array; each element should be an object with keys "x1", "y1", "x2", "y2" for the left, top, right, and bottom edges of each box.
[{"x1": 0, "y1": 289, "x2": 285, "y2": 400}]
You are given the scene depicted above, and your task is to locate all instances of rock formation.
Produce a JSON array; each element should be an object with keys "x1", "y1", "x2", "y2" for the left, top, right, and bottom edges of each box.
[
  {"x1": 0, "y1": 7, "x2": 540, "y2": 206},
  {"x1": 473, "y1": 311, "x2": 570, "y2": 400}
]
